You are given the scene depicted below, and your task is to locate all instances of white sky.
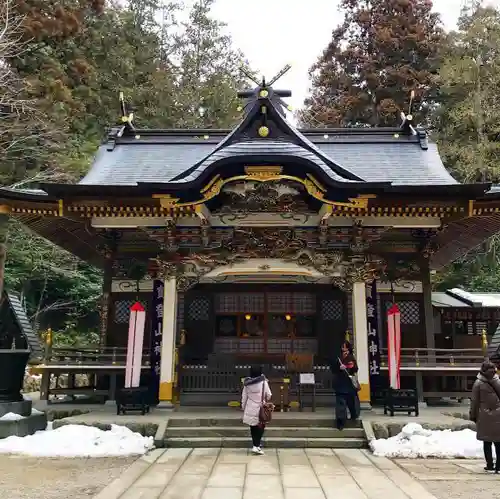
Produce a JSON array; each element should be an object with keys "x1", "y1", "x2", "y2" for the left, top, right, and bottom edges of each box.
[{"x1": 210, "y1": 0, "x2": 500, "y2": 111}]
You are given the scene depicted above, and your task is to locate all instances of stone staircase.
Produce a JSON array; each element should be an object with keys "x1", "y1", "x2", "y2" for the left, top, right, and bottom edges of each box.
[{"x1": 162, "y1": 416, "x2": 367, "y2": 449}]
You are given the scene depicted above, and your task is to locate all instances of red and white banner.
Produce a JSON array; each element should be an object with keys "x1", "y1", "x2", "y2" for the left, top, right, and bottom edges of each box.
[
  {"x1": 387, "y1": 303, "x2": 401, "y2": 389},
  {"x1": 125, "y1": 302, "x2": 146, "y2": 388}
]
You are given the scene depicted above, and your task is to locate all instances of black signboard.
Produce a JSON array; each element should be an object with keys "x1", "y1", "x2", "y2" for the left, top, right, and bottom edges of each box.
[
  {"x1": 149, "y1": 280, "x2": 163, "y2": 404},
  {"x1": 366, "y1": 281, "x2": 381, "y2": 379}
]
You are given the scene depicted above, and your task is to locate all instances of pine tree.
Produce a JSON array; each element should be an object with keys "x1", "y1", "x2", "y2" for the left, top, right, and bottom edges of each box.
[
  {"x1": 299, "y1": 0, "x2": 444, "y2": 127},
  {"x1": 433, "y1": 4, "x2": 500, "y2": 183},
  {"x1": 167, "y1": 0, "x2": 248, "y2": 128}
]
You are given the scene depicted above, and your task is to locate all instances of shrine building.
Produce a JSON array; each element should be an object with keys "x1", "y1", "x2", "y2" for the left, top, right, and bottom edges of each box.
[{"x1": 2, "y1": 76, "x2": 500, "y2": 408}]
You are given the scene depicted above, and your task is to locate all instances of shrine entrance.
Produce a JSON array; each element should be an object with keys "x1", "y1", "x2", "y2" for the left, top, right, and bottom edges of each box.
[
  {"x1": 182, "y1": 283, "x2": 348, "y2": 363},
  {"x1": 179, "y1": 283, "x2": 348, "y2": 404}
]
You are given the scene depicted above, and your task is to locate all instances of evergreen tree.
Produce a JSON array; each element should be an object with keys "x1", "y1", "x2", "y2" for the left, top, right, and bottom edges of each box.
[
  {"x1": 433, "y1": 3, "x2": 500, "y2": 183},
  {"x1": 2, "y1": 0, "x2": 250, "y2": 342},
  {"x1": 299, "y1": 0, "x2": 444, "y2": 127},
  {"x1": 167, "y1": 0, "x2": 248, "y2": 128}
]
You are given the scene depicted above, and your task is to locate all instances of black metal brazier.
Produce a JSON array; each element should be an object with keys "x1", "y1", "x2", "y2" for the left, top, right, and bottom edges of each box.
[{"x1": 0, "y1": 350, "x2": 30, "y2": 402}]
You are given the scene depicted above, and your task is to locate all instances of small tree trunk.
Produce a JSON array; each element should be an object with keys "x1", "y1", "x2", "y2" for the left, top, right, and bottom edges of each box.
[{"x1": 0, "y1": 214, "x2": 8, "y2": 304}]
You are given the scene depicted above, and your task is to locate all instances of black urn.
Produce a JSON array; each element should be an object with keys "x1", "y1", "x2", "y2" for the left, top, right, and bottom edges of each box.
[{"x1": 0, "y1": 350, "x2": 30, "y2": 402}]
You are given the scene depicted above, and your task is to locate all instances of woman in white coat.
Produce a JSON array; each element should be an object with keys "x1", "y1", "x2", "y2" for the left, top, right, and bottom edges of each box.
[{"x1": 241, "y1": 366, "x2": 272, "y2": 455}]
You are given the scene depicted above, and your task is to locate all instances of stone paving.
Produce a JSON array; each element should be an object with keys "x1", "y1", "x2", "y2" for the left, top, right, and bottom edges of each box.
[
  {"x1": 94, "y1": 448, "x2": 439, "y2": 499},
  {"x1": 395, "y1": 459, "x2": 499, "y2": 499}
]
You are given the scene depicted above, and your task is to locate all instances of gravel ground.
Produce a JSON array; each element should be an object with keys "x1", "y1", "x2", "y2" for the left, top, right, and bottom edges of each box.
[
  {"x1": 0, "y1": 455, "x2": 136, "y2": 499},
  {"x1": 423, "y1": 479, "x2": 500, "y2": 499}
]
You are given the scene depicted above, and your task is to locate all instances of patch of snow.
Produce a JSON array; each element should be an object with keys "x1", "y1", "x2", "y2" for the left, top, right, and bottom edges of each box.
[
  {"x1": 0, "y1": 424, "x2": 154, "y2": 457},
  {"x1": 0, "y1": 412, "x2": 25, "y2": 421},
  {"x1": 371, "y1": 423, "x2": 496, "y2": 459},
  {"x1": 0, "y1": 408, "x2": 44, "y2": 422}
]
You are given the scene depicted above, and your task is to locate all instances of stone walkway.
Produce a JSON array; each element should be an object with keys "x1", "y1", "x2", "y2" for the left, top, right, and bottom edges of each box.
[
  {"x1": 94, "y1": 448, "x2": 439, "y2": 499},
  {"x1": 395, "y1": 459, "x2": 499, "y2": 499}
]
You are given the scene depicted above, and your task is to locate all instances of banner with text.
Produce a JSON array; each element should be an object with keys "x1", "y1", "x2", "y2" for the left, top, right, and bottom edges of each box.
[
  {"x1": 366, "y1": 281, "x2": 381, "y2": 382},
  {"x1": 150, "y1": 279, "x2": 164, "y2": 404}
]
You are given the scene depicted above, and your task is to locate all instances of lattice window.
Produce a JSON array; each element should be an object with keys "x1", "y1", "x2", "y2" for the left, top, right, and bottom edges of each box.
[
  {"x1": 177, "y1": 293, "x2": 185, "y2": 334},
  {"x1": 215, "y1": 293, "x2": 238, "y2": 313},
  {"x1": 292, "y1": 293, "x2": 316, "y2": 314},
  {"x1": 268, "y1": 293, "x2": 292, "y2": 313},
  {"x1": 240, "y1": 293, "x2": 265, "y2": 313},
  {"x1": 385, "y1": 301, "x2": 421, "y2": 325},
  {"x1": 113, "y1": 300, "x2": 147, "y2": 324},
  {"x1": 188, "y1": 297, "x2": 210, "y2": 321},
  {"x1": 321, "y1": 299, "x2": 343, "y2": 321}
]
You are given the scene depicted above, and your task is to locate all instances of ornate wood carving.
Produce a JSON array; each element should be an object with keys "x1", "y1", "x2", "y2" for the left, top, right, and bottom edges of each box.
[
  {"x1": 214, "y1": 180, "x2": 312, "y2": 214},
  {"x1": 148, "y1": 227, "x2": 389, "y2": 292}
]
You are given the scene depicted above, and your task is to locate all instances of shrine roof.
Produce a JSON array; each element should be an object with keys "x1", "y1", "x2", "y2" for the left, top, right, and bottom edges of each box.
[
  {"x1": 66, "y1": 74, "x2": 460, "y2": 190},
  {"x1": 77, "y1": 127, "x2": 456, "y2": 188}
]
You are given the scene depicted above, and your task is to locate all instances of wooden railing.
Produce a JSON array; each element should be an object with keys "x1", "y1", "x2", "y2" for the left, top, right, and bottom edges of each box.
[
  {"x1": 380, "y1": 348, "x2": 485, "y2": 367},
  {"x1": 43, "y1": 347, "x2": 151, "y2": 366},
  {"x1": 179, "y1": 364, "x2": 334, "y2": 393}
]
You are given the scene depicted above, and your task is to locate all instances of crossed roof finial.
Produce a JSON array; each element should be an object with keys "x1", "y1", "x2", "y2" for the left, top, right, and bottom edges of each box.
[{"x1": 237, "y1": 65, "x2": 293, "y2": 117}]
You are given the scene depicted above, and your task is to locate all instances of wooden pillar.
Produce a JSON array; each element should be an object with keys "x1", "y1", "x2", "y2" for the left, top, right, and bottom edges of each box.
[
  {"x1": 99, "y1": 249, "x2": 115, "y2": 348},
  {"x1": 0, "y1": 211, "x2": 9, "y2": 302},
  {"x1": 421, "y1": 261, "x2": 435, "y2": 358},
  {"x1": 352, "y1": 281, "x2": 370, "y2": 407},
  {"x1": 451, "y1": 309, "x2": 457, "y2": 348},
  {"x1": 158, "y1": 277, "x2": 178, "y2": 408}
]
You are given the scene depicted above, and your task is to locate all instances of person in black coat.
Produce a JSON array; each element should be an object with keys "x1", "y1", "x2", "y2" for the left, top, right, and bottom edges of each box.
[{"x1": 330, "y1": 341, "x2": 360, "y2": 430}]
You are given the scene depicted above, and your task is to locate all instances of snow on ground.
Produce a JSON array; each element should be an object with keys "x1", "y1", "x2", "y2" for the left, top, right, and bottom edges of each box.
[
  {"x1": 0, "y1": 413, "x2": 25, "y2": 421},
  {"x1": 0, "y1": 424, "x2": 154, "y2": 458},
  {"x1": 0, "y1": 408, "x2": 44, "y2": 421},
  {"x1": 371, "y1": 423, "x2": 496, "y2": 459}
]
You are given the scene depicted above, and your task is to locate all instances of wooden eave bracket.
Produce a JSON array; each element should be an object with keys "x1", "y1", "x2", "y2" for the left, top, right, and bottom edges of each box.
[
  {"x1": 195, "y1": 204, "x2": 211, "y2": 225},
  {"x1": 318, "y1": 204, "x2": 332, "y2": 223}
]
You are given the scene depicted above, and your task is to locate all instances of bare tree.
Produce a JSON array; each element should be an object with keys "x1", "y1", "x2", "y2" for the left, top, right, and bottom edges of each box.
[{"x1": 0, "y1": 0, "x2": 61, "y2": 187}]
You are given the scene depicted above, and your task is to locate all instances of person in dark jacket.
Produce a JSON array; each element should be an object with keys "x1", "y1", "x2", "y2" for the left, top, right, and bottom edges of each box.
[
  {"x1": 330, "y1": 341, "x2": 360, "y2": 430},
  {"x1": 470, "y1": 360, "x2": 500, "y2": 472}
]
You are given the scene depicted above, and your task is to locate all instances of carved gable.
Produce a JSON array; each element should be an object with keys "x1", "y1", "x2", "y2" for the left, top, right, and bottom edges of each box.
[{"x1": 214, "y1": 180, "x2": 312, "y2": 213}]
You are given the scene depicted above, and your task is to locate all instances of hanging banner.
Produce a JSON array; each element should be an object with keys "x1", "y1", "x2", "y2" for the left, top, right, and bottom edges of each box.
[
  {"x1": 150, "y1": 280, "x2": 164, "y2": 401},
  {"x1": 387, "y1": 303, "x2": 401, "y2": 389},
  {"x1": 366, "y1": 281, "x2": 381, "y2": 380},
  {"x1": 125, "y1": 302, "x2": 146, "y2": 388}
]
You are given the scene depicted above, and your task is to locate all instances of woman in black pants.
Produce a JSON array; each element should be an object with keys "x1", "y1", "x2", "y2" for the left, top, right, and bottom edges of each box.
[
  {"x1": 241, "y1": 366, "x2": 272, "y2": 455},
  {"x1": 470, "y1": 360, "x2": 500, "y2": 472},
  {"x1": 330, "y1": 341, "x2": 360, "y2": 430}
]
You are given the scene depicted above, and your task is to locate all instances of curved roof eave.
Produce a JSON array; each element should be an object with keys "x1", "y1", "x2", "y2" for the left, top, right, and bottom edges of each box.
[
  {"x1": 0, "y1": 186, "x2": 55, "y2": 202},
  {"x1": 137, "y1": 151, "x2": 391, "y2": 192},
  {"x1": 171, "y1": 94, "x2": 365, "y2": 183}
]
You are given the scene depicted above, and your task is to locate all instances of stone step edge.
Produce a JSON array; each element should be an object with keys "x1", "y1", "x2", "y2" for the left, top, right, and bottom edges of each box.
[
  {"x1": 167, "y1": 420, "x2": 362, "y2": 428},
  {"x1": 164, "y1": 436, "x2": 367, "y2": 442},
  {"x1": 162, "y1": 436, "x2": 368, "y2": 448},
  {"x1": 165, "y1": 427, "x2": 364, "y2": 436},
  {"x1": 165, "y1": 426, "x2": 363, "y2": 431}
]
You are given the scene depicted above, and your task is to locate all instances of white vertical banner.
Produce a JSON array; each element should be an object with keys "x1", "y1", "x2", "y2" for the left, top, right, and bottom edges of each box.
[
  {"x1": 387, "y1": 303, "x2": 401, "y2": 389},
  {"x1": 125, "y1": 302, "x2": 146, "y2": 388}
]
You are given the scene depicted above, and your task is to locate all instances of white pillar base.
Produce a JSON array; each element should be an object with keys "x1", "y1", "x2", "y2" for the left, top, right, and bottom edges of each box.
[
  {"x1": 352, "y1": 281, "x2": 371, "y2": 405},
  {"x1": 158, "y1": 278, "x2": 177, "y2": 406}
]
